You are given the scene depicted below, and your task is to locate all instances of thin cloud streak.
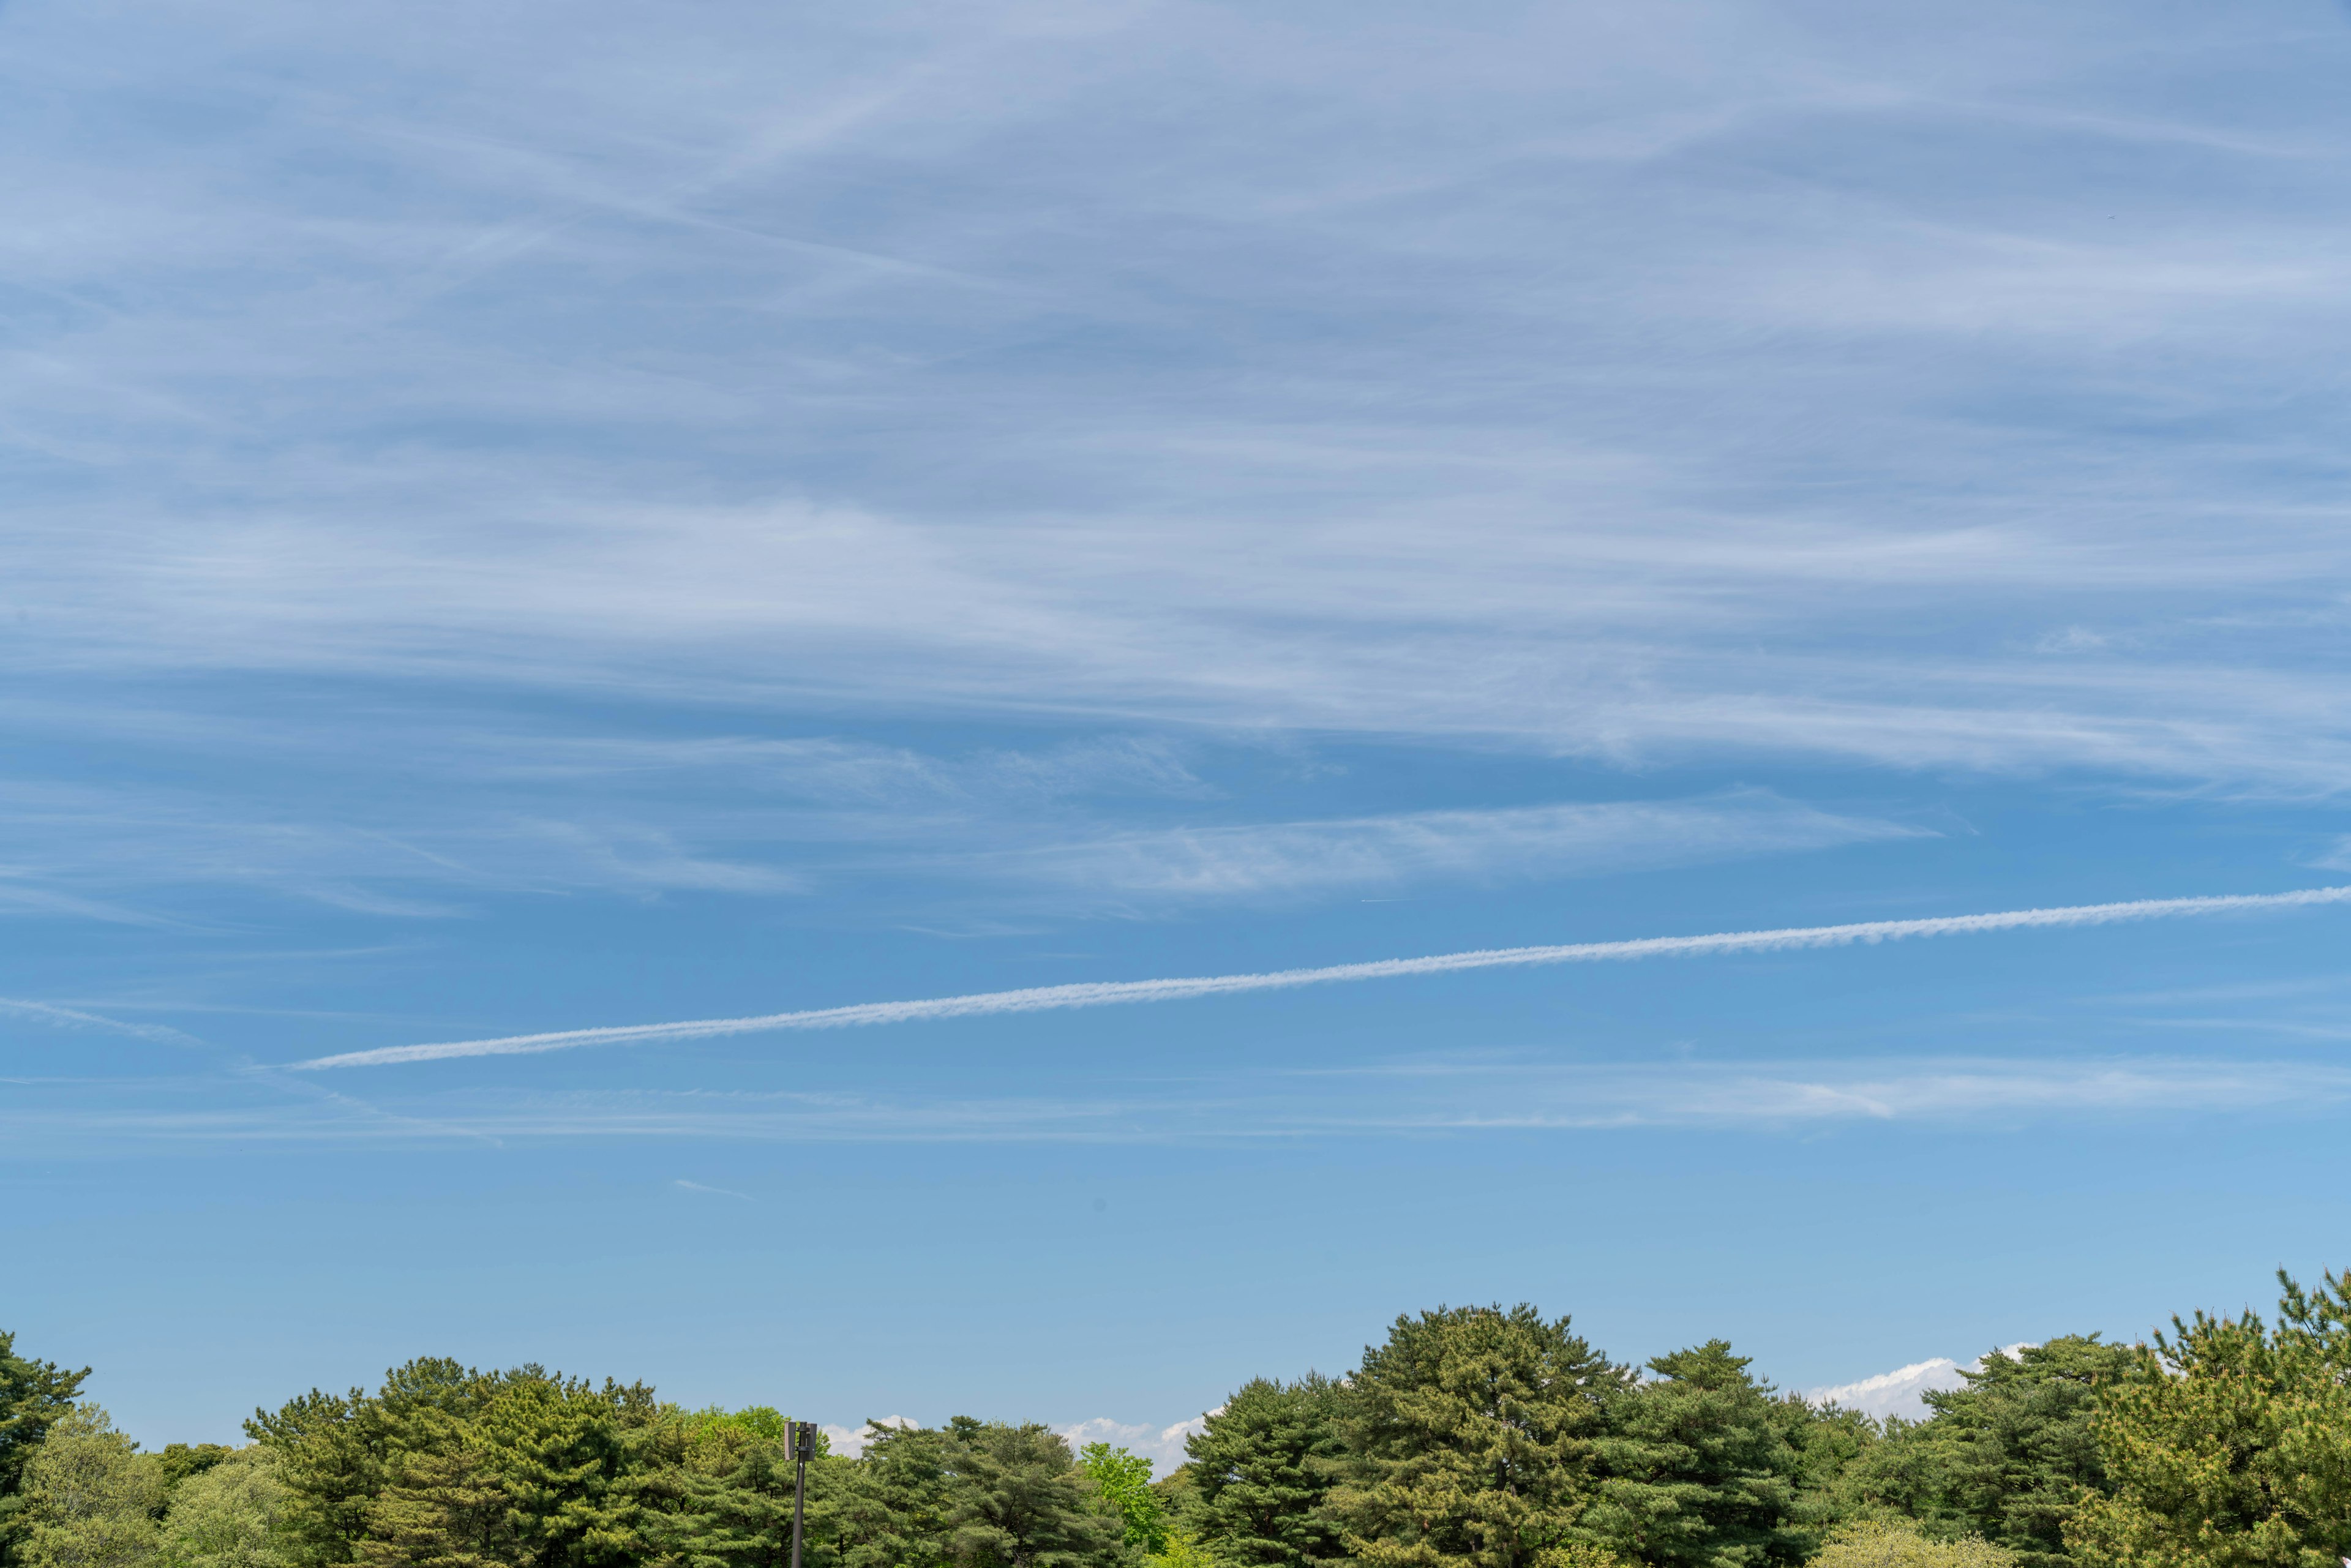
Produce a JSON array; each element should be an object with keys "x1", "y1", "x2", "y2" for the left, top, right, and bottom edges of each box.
[
  {"x1": 0, "y1": 997, "x2": 202, "y2": 1046},
  {"x1": 15, "y1": 1056, "x2": 2347, "y2": 1152},
  {"x1": 292, "y1": 885, "x2": 2351, "y2": 1070}
]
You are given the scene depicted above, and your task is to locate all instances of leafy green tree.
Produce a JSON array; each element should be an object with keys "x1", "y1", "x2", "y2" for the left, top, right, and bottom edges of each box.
[
  {"x1": 1074, "y1": 1447, "x2": 1164, "y2": 1556},
  {"x1": 936, "y1": 1420, "x2": 1127, "y2": 1568},
  {"x1": 1, "y1": 1333, "x2": 91, "y2": 1568},
  {"x1": 2071, "y1": 1270, "x2": 2351, "y2": 1568},
  {"x1": 156, "y1": 1455, "x2": 234, "y2": 1498},
  {"x1": 18, "y1": 1407, "x2": 162, "y2": 1568},
  {"x1": 1330, "y1": 1304, "x2": 1625, "y2": 1568},
  {"x1": 1141, "y1": 1532, "x2": 1218, "y2": 1568},
  {"x1": 1812, "y1": 1520, "x2": 2013, "y2": 1568},
  {"x1": 159, "y1": 1449, "x2": 288, "y2": 1568},
  {"x1": 1182, "y1": 1377, "x2": 1349, "y2": 1567},
  {"x1": 1845, "y1": 1338, "x2": 2134, "y2": 1568},
  {"x1": 1583, "y1": 1341, "x2": 1805, "y2": 1568}
]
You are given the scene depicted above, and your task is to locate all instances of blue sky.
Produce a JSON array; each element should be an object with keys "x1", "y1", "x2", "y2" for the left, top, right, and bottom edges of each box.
[{"x1": 8, "y1": 0, "x2": 2351, "y2": 1456}]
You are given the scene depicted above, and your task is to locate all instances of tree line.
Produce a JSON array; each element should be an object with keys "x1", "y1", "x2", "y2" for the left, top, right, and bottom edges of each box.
[{"x1": 4, "y1": 1262, "x2": 2349, "y2": 1568}]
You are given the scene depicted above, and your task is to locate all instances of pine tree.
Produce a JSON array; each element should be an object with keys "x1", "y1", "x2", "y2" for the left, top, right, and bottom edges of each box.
[
  {"x1": 1330, "y1": 1304, "x2": 1625, "y2": 1568},
  {"x1": 356, "y1": 1435, "x2": 508, "y2": 1568},
  {"x1": 831, "y1": 1424, "x2": 950, "y2": 1568},
  {"x1": 468, "y1": 1377, "x2": 642, "y2": 1568},
  {"x1": 1182, "y1": 1376, "x2": 1349, "y2": 1567},
  {"x1": 2070, "y1": 1270, "x2": 2351, "y2": 1568},
  {"x1": 934, "y1": 1420, "x2": 1127, "y2": 1568},
  {"x1": 1845, "y1": 1337, "x2": 2133, "y2": 1568},
  {"x1": 1, "y1": 1331, "x2": 91, "y2": 1568},
  {"x1": 642, "y1": 1417, "x2": 844, "y2": 1568},
  {"x1": 1583, "y1": 1341, "x2": 1804, "y2": 1568},
  {"x1": 249, "y1": 1359, "x2": 507, "y2": 1568}
]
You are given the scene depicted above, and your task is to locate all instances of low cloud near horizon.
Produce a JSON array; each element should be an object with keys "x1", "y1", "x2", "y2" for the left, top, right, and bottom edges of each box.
[{"x1": 1808, "y1": 1345, "x2": 2036, "y2": 1422}]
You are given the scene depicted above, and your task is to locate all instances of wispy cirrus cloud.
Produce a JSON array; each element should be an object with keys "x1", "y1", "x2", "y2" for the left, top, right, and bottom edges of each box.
[
  {"x1": 5, "y1": 1, "x2": 2351, "y2": 796},
  {"x1": 0, "y1": 997, "x2": 203, "y2": 1046},
  {"x1": 9, "y1": 1054, "x2": 2345, "y2": 1155},
  {"x1": 975, "y1": 792, "x2": 1919, "y2": 902}
]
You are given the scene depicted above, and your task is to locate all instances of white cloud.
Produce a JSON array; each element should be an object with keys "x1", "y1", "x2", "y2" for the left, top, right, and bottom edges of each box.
[
  {"x1": 1807, "y1": 1358, "x2": 1966, "y2": 1420},
  {"x1": 1059, "y1": 1411, "x2": 1219, "y2": 1474},
  {"x1": 672, "y1": 1178, "x2": 752, "y2": 1200},
  {"x1": 1809, "y1": 1345, "x2": 2034, "y2": 1421},
  {"x1": 819, "y1": 1415, "x2": 915, "y2": 1458},
  {"x1": 3, "y1": 0, "x2": 2351, "y2": 797},
  {"x1": 983, "y1": 793, "x2": 1920, "y2": 902}
]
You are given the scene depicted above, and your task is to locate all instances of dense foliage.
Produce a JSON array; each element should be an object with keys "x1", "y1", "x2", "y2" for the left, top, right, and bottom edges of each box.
[{"x1": 11, "y1": 1264, "x2": 2351, "y2": 1568}]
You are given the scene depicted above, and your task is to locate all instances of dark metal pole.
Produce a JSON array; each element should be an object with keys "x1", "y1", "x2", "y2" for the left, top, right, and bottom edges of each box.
[{"x1": 790, "y1": 1420, "x2": 812, "y2": 1568}]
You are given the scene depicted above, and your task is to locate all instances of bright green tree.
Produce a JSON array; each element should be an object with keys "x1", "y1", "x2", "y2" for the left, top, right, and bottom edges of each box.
[
  {"x1": 1330, "y1": 1304, "x2": 1625, "y2": 1568},
  {"x1": 1812, "y1": 1520, "x2": 2013, "y2": 1568},
  {"x1": 159, "y1": 1449, "x2": 290, "y2": 1568},
  {"x1": 1583, "y1": 1341, "x2": 1805, "y2": 1568},
  {"x1": 1182, "y1": 1376, "x2": 1349, "y2": 1567},
  {"x1": 2071, "y1": 1269, "x2": 2351, "y2": 1568},
  {"x1": 1141, "y1": 1532, "x2": 1218, "y2": 1568},
  {"x1": 17, "y1": 1407, "x2": 163, "y2": 1568},
  {"x1": 1075, "y1": 1446, "x2": 1165, "y2": 1555},
  {"x1": 1, "y1": 1333, "x2": 92, "y2": 1568}
]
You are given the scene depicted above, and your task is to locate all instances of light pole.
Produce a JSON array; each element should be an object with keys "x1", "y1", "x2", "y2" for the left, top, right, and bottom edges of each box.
[{"x1": 790, "y1": 1420, "x2": 816, "y2": 1568}]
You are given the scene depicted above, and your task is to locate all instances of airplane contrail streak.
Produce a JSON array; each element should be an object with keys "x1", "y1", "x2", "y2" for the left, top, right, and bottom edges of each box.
[{"x1": 290, "y1": 885, "x2": 2351, "y2": 1070}]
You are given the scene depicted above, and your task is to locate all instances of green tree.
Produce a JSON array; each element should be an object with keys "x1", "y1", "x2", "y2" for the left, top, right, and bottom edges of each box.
[
  {"x1": 159, "y1": 1449, "x2": 289, "y2": 1568},
  {"x1": 252, "y1": 1359, "x2": 664, "y2": 1568},
  {"x1": 1583, "y1": 1341, "x2": 1805, "y2": 1568},
  {"x1": 249, "y1": 1359, "x2": 508, "y2": 1568},
  {"x1": 1142, "y1": 1532, "x2": 1219, "y2": 1568},
  {"x1": 1812, "y1": 1520, "x2": 2013, "y2": 1568},
  {"x1": 156, "y1": 1455, "x2": 234, "y2": 1498},
  {"x1": 352, "y1": 1406, "x2": 507, "y2": 1568},
  {"x1": 1783, "y1": 1403, "x2": 1875, "y2": 1547},
  {"x1": 1075, "y1": 1447, "x2": 1164, "y2": 1556},
  {"x1": 2071, "y1": 1270, "x2": 2351, "y2": 1568},
  {"x1": 642, "y1": 1412, "x2": 846, "y2": 1568},
  {"x1": 831, "y1": 1424, "x2": 950, "y2": 1568},
  {"x1": 1, "y1": 1333, "x2": 92, "y2": 1568},
  {"x1": 18, "y1": 1407, "x2": 162, "y2": 1568},
  {"x1": 1330, "y1": 1304, "x2": 1625, "y2": 1568},
  {"x1": 1182, "y1": 1377, "x2": 1349, "y2": 1567},
  {"x1": 470, "y1": 1376, "x2": 644, "y2": 1568},
  {"x1": 1847, "y1": 1338, "x2": 2134, "y2": 1568},
  {"x1": 936, "y1": 1420, "x2": 1127, "y2": 1568}
]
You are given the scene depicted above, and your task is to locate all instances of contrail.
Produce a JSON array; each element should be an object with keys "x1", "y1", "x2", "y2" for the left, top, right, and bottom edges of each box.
[{"x1": 290, "y1": 884, "x2": 2351, "y2": 1071}]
